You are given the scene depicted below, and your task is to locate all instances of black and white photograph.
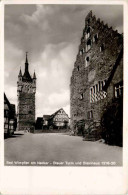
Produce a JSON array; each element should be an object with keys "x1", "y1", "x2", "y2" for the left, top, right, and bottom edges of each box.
[{"x1": 4, "y1": 4, "x2": 123, "y2": 167}]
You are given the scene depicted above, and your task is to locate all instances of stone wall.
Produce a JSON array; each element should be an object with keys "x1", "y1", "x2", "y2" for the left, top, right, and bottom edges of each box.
[
  {"x1": 18, "y1": 92, "x2": 35, "y2": 131},
  {"x1": 17, "y1": 80, "x2": 36, "y2": 132}
]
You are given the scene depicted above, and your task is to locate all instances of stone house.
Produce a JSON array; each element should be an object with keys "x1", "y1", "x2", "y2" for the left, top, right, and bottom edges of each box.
[
  {"x1": 17, "y1": 53, "x2": 36, "y2": 132},
  {"x1": 70, "y1": 11, "x2": 123, "y2": 140}
]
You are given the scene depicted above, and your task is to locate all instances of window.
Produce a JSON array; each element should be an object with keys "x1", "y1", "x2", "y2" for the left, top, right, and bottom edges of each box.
[
  {"x1": 85, "y1": 56, "x2": 89, "y2": 67},
  {"x1": 100, "y1": 44, "x2": 104, "y2": 52},
  {"x1": 80, "y1": 50, "x2": 82, "y2": 55},
  {"x1": 98, "y1": 81, "x2": 101, "y2": 91},
  {"x1": 95, "y1": 84, "x2": 98, "y2": 93},
  {"x1": 93, "y1": 34, "x2": 98, "y2": 42},
  {"x1": 101, "y1": 81, "x2": 104, "y2": 90},
  {"x1": 80, "y1": 93, "x2": 84, "y2": 100},
  {"x1": 80, "y1": 48, "x2": 84, "y2": 56},
  {"x1": 4, "y1": 110, "x2": 9, "y2": 117},
  {"x1": 115, "y1": 81, "x2": 123, "y2": 98},
  {"x1": 77, "y1": 66, "x2": 79, "y2": 71},
  {"x1": 87, "y1": 27, "x2": 91, "y2": 38},
  {"x1": 87, "y1": 110, "x2": 93, "y2": 119},
  {"x1": 90, "y1": 80, "x2": 107, "y2": 103},
  {"x1": 93, "y1": 86, "x2": 95, "y2": 93},
  {"x1": 86, "y1": 39, "x2": 92, "y2": 51}
]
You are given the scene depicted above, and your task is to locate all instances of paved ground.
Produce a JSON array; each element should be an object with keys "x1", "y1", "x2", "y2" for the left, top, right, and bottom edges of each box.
[{"x1": 4, "y1": 131, "x2": 122, "y2": 166}]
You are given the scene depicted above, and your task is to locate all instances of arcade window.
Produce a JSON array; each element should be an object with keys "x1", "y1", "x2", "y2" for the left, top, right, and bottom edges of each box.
[{"x1": 90, "y1": 80, "x2": 107, "y2": 103}]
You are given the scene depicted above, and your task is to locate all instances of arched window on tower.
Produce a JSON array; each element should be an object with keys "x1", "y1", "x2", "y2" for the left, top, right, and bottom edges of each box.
[
  {"x1": 80, "y1": 93, "x2": 84, "y2": 100},
  {"x1": 100, "y1": 44, "x2": 105, "y2": 52},
  {"x1": 87, "y1": 27, "x2": 91, "y2": 38},
  {"x1": 85, "y1": 56, "x2": 89, "y2": 67},
  {"x1": 93, "y1": 33, "x2": 98, "y2": 43},
  {"x1": 86, "y1": 39, "x2": 92, "y2": 51}
]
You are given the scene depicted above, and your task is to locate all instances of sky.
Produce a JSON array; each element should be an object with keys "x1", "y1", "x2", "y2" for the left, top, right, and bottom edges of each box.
[{"x1": 4, "y1": 4, "x2": 123, "y2": 118}]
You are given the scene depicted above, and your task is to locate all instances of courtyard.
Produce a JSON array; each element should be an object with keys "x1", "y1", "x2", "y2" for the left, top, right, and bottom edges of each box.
[{"x1": 4, "y1": 131, "x2": 122, "y2": 166}]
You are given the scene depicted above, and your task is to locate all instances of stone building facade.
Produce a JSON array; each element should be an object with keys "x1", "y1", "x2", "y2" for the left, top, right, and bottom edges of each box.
[
  {"x1": 70, "y1": 11, "x2": 123, "y2": 139},
  {"x1": 17, "y1": 53, "x2": 36, "y2": 132}
]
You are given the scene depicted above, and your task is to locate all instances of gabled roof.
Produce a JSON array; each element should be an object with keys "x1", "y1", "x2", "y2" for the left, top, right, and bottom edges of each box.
[
  {"x1": 103, "y1": 47, "x2": 123, "y2": 91},
  {"x1": 49, "y1": 108, "x2": 69, "y2": 120}
]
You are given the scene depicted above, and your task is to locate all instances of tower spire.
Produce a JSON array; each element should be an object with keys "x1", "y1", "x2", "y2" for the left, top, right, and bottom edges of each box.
[
  {"x1": 18, "y1": 67, "x2": 22, "y2": 77},
  {"x1": 23, "y1": 52, "x2": 32, "y2": 82},
  {"x1": 25, "y1": 52, "x2": 29, "y2": 72},
  {"x1": 33, "y1": 70, "x2": 36, "y2": 79}
]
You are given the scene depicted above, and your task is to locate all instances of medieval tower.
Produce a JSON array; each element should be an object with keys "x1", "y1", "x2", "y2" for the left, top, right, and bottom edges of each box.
[{"x1": 17, "y1": 53, "x2": 36, "y2": 132}]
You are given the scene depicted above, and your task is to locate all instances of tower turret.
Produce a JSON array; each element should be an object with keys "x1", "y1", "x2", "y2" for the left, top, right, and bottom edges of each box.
[
  {"x1": 25, "y1": 52, "x2": 29, "y2": 72},
  {"x1": 18, "y1": 67, "x2": 22, "y2": 81},
  {"x1": 33, "y1": 71, "x2": 36, "y2": 93},
  {"x1": 33, "y1": 71, "x2": 36, "y2": 79},
  {"x1": 18, "y1": 67, "x2": 22, "y2": 76}
]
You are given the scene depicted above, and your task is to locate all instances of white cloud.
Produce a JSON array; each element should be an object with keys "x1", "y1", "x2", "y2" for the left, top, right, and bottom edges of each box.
[
  {"x1": 48, "y1": 89, "x2": 69, "y2": 107},
  {"x1": 20, "y1": 5, "x2": 54, "y2": 31},
  {"x1": 33, "y1": 42, "x2": 76, "y2": 117},
  {"x1": 4, "y1": 41, "x2": 24, "y2": 89}
]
